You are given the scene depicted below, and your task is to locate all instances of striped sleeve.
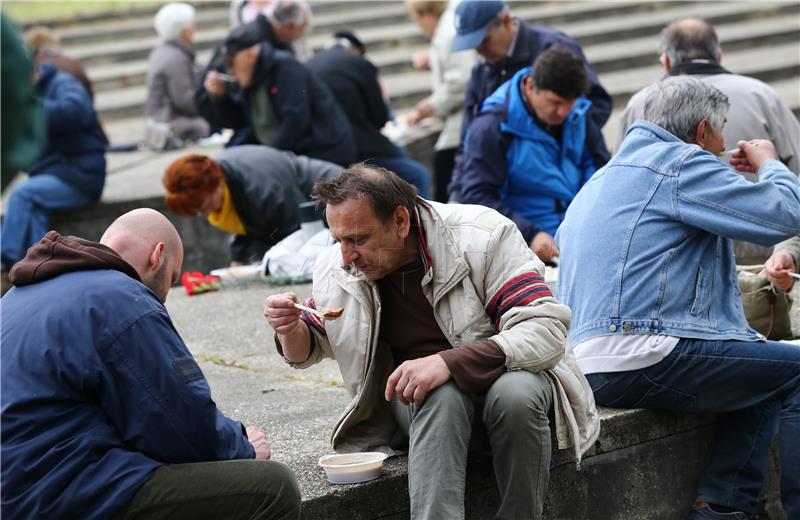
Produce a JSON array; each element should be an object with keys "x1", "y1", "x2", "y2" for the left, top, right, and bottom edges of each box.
[
  {"x1": 486, "y1": 273, "x2": 553, "y2": 328},
  {"x1": 299, "y1": 297, "x2": 327, "y2": 336}
]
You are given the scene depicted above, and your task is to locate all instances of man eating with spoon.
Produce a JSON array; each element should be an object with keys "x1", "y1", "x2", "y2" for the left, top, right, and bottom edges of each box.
[{"x1": 263, "y1": 163, "x2": 598, "y2": 519}]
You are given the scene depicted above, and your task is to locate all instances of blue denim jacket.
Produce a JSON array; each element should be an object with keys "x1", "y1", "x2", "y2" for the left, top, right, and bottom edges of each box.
[{"x1": 556, "y1": 120, "x2": 800, "y2": 344}]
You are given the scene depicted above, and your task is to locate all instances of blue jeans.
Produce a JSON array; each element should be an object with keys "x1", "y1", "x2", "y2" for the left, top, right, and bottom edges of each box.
[
  {"x1": 367, "y1": 149, "x2": 431, "y2": 199},
  {"x1": 586, "y1": 338, "x2": 800, "y2": 517},
  {"x1": 1, "y1": 174, "x2": 93, "y2": 265}
]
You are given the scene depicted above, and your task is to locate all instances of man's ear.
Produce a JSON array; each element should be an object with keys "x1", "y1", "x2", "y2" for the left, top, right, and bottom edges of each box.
[
  {"x1": 500, "y1": 11, "x2": 513, "y2": 28},
  {"x1": 395, "y1": 205, "x2": 411, "y2": 238},
  {"x1": 148, "y1": 242, "x2": 166, "y2": 271},
  {"x1": 524, "y1": 76, "x2": 536, "y2": 96},
  {"x1": 659, "y1": 53, "x2": 670, "y2": 72},
  {"x1": 693, "y1": 118, "x2": 710, "y2": 148}
]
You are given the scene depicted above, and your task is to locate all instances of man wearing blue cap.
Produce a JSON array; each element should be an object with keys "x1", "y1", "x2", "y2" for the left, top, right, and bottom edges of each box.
[{"x1": 449, "y1": 0, "x2": 611, "y2": 199}]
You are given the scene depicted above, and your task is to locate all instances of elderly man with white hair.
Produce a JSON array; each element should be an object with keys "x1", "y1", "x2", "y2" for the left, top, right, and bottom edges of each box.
[
  {"x1": 145, "y1": 2, "x2": 210, "y2": 143},
  {"x1": 557, "y1": 76, "x2": 800, "y2": 519}
]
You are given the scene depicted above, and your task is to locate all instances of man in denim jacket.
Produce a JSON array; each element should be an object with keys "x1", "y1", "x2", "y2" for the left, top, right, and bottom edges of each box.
[{"x1": 557, "y1": 77, "x2": 800, "y2": 520}]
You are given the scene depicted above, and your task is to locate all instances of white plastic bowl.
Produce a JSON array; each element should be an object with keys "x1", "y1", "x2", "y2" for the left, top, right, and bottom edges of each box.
[{"x1": 318, "y1": 452, "x2": 388, "y2": 484}]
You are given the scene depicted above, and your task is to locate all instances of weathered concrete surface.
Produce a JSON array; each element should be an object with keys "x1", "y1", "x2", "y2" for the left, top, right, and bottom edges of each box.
[{"x1": 166, "y1": 282, "x2": 790, "y2": 519}]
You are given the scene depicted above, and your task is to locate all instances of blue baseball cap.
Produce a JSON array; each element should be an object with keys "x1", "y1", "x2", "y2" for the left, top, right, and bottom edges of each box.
[{"x1": 452, "y1": 1, "x2": 505, "y2": 52}]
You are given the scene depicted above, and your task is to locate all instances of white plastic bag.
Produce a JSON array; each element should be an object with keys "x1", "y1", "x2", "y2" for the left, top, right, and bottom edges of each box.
[{"x1": 262, "y1": 228, "x2": 334, "y2": 278}]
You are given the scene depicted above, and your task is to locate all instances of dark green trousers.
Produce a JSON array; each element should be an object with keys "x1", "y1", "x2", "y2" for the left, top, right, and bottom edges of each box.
[{"x1": 112, "y1": 459, "x2": 301, "y2": 520}]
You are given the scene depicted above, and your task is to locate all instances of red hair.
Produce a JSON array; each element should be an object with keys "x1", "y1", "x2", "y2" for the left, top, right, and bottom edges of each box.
[{"x1": 162, "y1": 154, "x2": 223, "y2": 217}]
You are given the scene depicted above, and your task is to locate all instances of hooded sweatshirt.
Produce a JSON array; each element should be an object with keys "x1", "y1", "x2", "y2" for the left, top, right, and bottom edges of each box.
[
  {"x1": 9, "y1": 230, "x2": 138, "y2": 285},
  {"x1": 2, "y1": 232, "x2": 254, "y2": 519}
]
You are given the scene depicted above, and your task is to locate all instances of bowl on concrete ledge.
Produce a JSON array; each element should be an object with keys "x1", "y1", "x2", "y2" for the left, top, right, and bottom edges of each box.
[{"x1": 319, "y1": 452, "x2": 388, "y2": 485}]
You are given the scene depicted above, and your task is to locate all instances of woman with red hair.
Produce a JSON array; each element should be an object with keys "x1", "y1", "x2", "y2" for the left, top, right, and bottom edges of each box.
[{"x1": 163, "y1": 145, "x2": 340, "y2": 264}]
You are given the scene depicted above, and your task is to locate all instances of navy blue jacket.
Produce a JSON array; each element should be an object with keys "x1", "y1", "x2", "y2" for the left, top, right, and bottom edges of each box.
[
  {"x1": 1, "y1": 235, "x2": 253, "y2": 519},
  {"x1": 451, "y1": 21, "x2": 612, "y2": 198},
  {"x1": 32, "y1": 63, "x2": 106, "y2": 200},
  {"x1": 306, "y1": 46, "x2": 400, "y2": 160}
]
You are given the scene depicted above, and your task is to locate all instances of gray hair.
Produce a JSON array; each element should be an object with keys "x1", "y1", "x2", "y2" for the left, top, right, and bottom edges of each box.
[
  {"x1": 153, "y1": 3, "x2": 195, "y2": 41},
  {"x1": 659, "y1": 17, "x2": 721, "y2": 65},
  {"x1": 272, "y1": 0, "x2": 311, "y2": 26},
  {"x1": 642, "y1": 76, "x2": 729, "y2": 142}
]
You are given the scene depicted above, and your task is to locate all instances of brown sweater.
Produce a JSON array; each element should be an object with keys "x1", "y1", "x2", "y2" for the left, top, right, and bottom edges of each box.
[{"x1": 377, "y1": 258, "x2": 506, "y2": 393}]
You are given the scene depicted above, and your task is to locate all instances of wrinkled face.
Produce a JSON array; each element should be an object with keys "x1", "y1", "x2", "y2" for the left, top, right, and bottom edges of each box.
[
  {"x1": 476, "y1": 18, "x2": 514, "y2": 64},
  {"x1": 228, "y1": 45, "x2": 259, "y2": 87},
  {"x1": 326, "y1": 198, "x2": 409, "y2": 281},
  {"x1": 524, "y1": 79, "x2": 576, "y2": 126}
]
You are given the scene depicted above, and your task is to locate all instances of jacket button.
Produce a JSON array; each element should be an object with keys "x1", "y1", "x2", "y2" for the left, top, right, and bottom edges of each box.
[{"x1": 609, "y1": 324, "x2": 617, "y2": 332}]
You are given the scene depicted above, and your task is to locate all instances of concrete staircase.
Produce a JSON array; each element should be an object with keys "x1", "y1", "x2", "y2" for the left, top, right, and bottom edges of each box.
[{"x1": 42, "y1": 0, "x2": 798, "y2": 144}]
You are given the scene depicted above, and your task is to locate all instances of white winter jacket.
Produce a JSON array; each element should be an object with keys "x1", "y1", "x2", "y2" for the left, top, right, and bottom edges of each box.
[{"x1": 286, "y1": 199, "x2": 599, "y2": 463}]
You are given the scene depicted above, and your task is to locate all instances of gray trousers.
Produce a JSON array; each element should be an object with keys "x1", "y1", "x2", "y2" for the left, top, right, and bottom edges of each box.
[
  {"x1": 390, "y1": 370, "x2": 553, "y2": 520},
  {"x1": 111, "y1": 459, "x2": 301, "y2": 520}
]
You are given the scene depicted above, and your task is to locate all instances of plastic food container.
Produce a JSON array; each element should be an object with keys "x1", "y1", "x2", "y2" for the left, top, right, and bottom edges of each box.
[{"x1": 318, "y1": 452, "x2": 388, "y2": 484}]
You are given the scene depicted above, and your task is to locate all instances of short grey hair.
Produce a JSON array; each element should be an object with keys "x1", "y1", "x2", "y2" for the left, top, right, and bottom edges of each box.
[
  {"x1": 659, "y1": 17, "x2": 721, "y2": 66},
  {"x1": 154, "y1": 3, "x2": 195, "y2": 41},
  {"x1": 642, "y1": 76, "x2": 729, "y2": 142},
  {"x1": 272, "y1": 0, "x2": 311, "y2": 26}
]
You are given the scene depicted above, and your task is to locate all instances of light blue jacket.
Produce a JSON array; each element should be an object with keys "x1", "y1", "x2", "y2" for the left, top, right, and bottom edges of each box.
[{"x1": 556, "y1": 120, "x2": 800, "y2": 344}]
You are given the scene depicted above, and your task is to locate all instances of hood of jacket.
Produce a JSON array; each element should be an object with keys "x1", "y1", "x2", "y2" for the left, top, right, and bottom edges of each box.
[{"x1": 9, "y1": 231, "x2": 139, "y2": 287}]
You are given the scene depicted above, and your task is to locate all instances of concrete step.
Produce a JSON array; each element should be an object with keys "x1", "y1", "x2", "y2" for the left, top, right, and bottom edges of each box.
[
  {"x1": 65, "y1": 0, "x2": 797, "y2": 68},
  {"x1": 17, "y1": 0, "x2": 227, "y2": 30},
  {"x1": 89, "y1": 6, "x2": 800, "y2": 119},
  {"x1": 385, "y1": 39, "x2": 800, "y2": 112},
  {"x1": 64, "y1": 1, "x2": 432, "y2": 66},
  {"x1": 584, "y1": 16, "x2": 800, "y2": 74},
  {"x1": 54, "y1": 3, "x2": 411, "y2": 47},
  {"x1": 599, "y1": 41, "x2": 800, "y2": 106},
  {"x1": 54, "y1": 7, "x2": 235, "y2": 46},
  {"x1": 86, "y1": 12, "x2": 800, "y2": 95},
  {"x1": 27, "y1": 1, "x2": 385, "y2": 32},
  {"x1": 64, "y1": 1, "x2": 671, "y2": 66},
  {"x1": 563, "y1": 1, "x2": 798, "y2": 46},
  {"x1": 57, "y1": 1, "x2": 646, "y2": 50}
]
